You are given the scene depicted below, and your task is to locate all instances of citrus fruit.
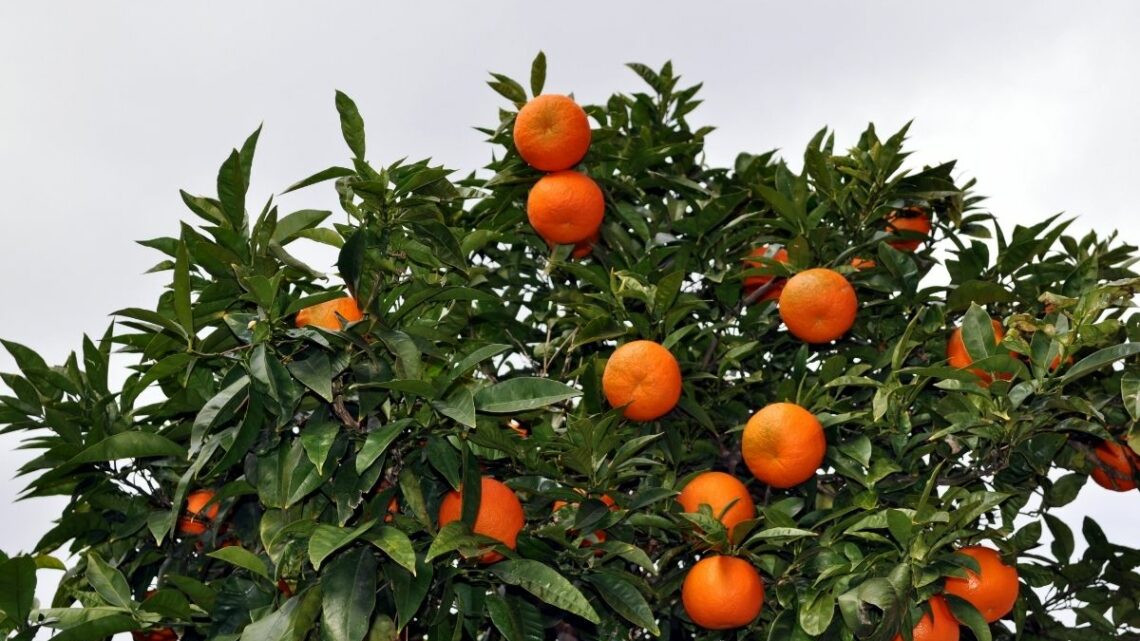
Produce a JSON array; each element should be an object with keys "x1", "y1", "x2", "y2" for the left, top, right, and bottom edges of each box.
[
  {"x1": 602, "y1": 340, "x2": 683, "y2": 421},
  {"x1": 295, "y1": 296, "x2": 364, "y2": 330},
  {"x1": 677, "y1": 471, "x2": 755, "y2": 541},
  {"x1": 892, "y1": 596, "x2": 959, "y2": 641},
  {"x1": 943, "y1": 546, "x2": 1020, "y2": 623},
  {"x1": 946, "y1": 318, "x2": 1011, "y2": 385},
  {"x1": 177, "y1": 489, "x2": 219, "y2": 536},
  {"x1": 743, "y1": 245, "x2": 789, "y2": 301},
  {"x1": 132, "y1": 629, "x2": 178, "y2": 641},
  {"x1": 527, "y1": 170, "x2": 605, "y2": 244},
  {"x1": 851, "y1": 257, "x2": 876, "y2": 270},
  {"x1": 438, "y1": 476, "x2": 525, "y2": 563},
  {"x1": 887, "y1": 207, "x2": 932, "y2": 252},
  {"x1": 681, "y1": 555, "x2": 764, "y2": 629},
  {"x1": 741, "y1": 402, "x2": 826, "y2": 488},
  {"x1": 552, "y1": 492, "x2": 617, "y2": 547},
  {"x1": 1090, "y1": 440, "x2": 1138, "y2": 491},
  {"x1": 513, "y1": 94, "x2": 591, "y2": 171},
  {"x1": 778, "y1": 268, "x2": 858, "y2": 343},
  {"x1": 549, "y1": 230, "x2": 599, "y2": 259}
]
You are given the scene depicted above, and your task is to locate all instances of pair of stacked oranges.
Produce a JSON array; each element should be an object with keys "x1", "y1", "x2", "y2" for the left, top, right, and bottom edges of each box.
[{"x1": 515, "y1": 94, "x2": 603, "y2": 258}]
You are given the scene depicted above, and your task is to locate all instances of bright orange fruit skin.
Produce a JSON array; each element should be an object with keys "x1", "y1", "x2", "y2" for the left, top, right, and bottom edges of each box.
[
  {"x1": 741, "y1": 402, "x2": 827, "y2": 489},
  {"x1": 944, "y1": 546, "x2": 1020, "y2": 623},
  {"x1": 1090, "y1": 440, "x2": 1138, "y2": 491},
  {"x1": 177, "y1": 489, "x2": 219, "y2": 536},
  {"x1": 946, "y1": 319, "x2": 1012, "y2": 385},
  {"x1": 437, "y1": 476, "x2": 525, "y2": 563},
  {"x1": 887, "y1": 207, "x2": 932, "y2": 252},
  {"x1": 602, "y1": 340, "x2": 683, "y2": 421},
  {"x1": 778, "y1": 268, "x2": 858, "y2": 343},
  {"x1": 513, "y1": 94, "x2": 592, "y2": 171},
  {"x1": 743, "y1": 245, "x2": 789, "y2": 301},
  {"x1": 294, "y1": 296, "x2": 364, "y2": 330},
  {"x1": 892, "y1": 596, "x2": 960, "y2": 641},
  {"x1": 527, "y1": 171, "x2": 605, "y2": 245},
  {"x1": 851, "y1": 257, "x2": 876, "y2": 270},
  {"x1": 682, "y1": 555, "x2": 764, "y2": 630},
  {"x1": 677, "y1": 471, "x2": 755, "y2": 541}
]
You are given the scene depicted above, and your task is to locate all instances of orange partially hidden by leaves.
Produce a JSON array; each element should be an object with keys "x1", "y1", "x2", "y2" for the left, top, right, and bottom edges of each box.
[
  {"x1": 778, "y1": 268, "x2": 858, "y2": 343},
  {"x1": 682, "y1": 555, "x2": 764, "y2": 630},
  {"x1": 177, "y1": 489, "x2": 219, "y2": 536},
  {"x1": 602, "y1": 340, "x2": 683, "y2": 421},
  {"x1": 944, "y1": 546, "x2": 1020, "y2": 623},
  {"x1": 741, "y1": 402, "x2": 827, "y2": 488},
  {"x1": 677, "y1": 471, "x2": 755, "y2": 541},
  {"x1": 851, "y1": 257, "x2": 876, "y2": 270},
  {"x1": 946, "y1": 318, "x2": 1010, "y2": 385},
  {"x1": 892, "y1": 596, "x2": 959, "y2": 641},
  {"x1": 295, "y1": 296, "x2": 363, "y2": 330},
  {"x1": 1090, "y1": 440, "x2": 1138, "y2": 491},
  {"x1": 438, "y1": 476, "x2": 525, "y2": 563},
  {"x1": 513, "y1": 94, "x2": 592, "y2": 171},
  {"x1": 552, "y1": 492, "x2": 617, "y2": 547},
  {"x1": 742, "y1": 245, "x2": 789, "y2": 301},
  {"x1": 527, "y1": 170, "x2": 605, "y2": 244},
  {"x1": 549, "y1": 230, "x2": 599, "y2": 259},
  {"x1": 507, "y1": 419, "x2": 529, "y2": 438},
  {"x1": 132, "y1": 629, "x2": 178, "y2": 641},
  {"x1": 887, "y1": 206, "x2": 932, "y2": 252}
]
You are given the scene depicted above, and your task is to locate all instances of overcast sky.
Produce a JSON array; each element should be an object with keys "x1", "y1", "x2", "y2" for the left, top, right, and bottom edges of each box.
[{"x1": 3, "y1": 0, "x2": 1139, "y2": 622}]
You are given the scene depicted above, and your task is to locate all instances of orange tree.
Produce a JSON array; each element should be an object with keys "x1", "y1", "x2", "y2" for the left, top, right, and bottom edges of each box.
[{"x1": 1, "y1": 56, "x2": 1139, "y2": 641}]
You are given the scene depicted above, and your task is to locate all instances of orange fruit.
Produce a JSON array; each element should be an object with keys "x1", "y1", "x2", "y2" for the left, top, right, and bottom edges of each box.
[
  {"x1": 741, "y1": 403, "x2": 826, "y2": 489},
  {"x1": 743, "y1": 245, "x2": 789, "y2": 301},
  {"x1": 513, "y1": 94, "x2": 591, "y2": 171},
  {"x1": 943, "y1": 546, "x2": 1020, "y2": 623},
  {"x1": 851, "y1": 257, "x2": 876, "y2": 270},
  {"x1": 295, "y1": 296, "x2": 364, "y2": 330},
  {"x1": 548, "y1": 230, "x2": 599, "y2": 259},
  {"x1": 132, "y1": 630, "x2": 178, "y2": 641},
  {"x1": 177, "y1": 490, "x2": 219, "y2": 536},
  {"x1": 677, "y1": 471, "x2": 755, "y2": 541},
  {"x1": 438, "y1": 476, "x2": 525, "y2": 563},
  {"x1": 778, "y1": 268, "x2": 858, "y2": 343},
  {"x1": 527, "y1": 171, "x2": 605, "y2": 244},
  {"x1": 507, "y1": 419, "x2": 529, "y2": 438},
  {"x1": 946, "y1": 318, "x2": 1011, "y2": 385},
  {"x1": 681, "y1": 555, "x2": 764, "y2": 629},
  {"x1": 892, "y1": 596, "x2": 959, "y2": 641},
  {"x1": 602, "y1": 340, "x2": 683, "y2": 421},
  {"x1": 552, "y1": 492, "x2": 617, "y2": 547},
  {"x1": 1048, "y1": 354, "x2": 1074, "y2": 371},
  {"x1": 1090, "y1": 440, "x2": 1138, "y2": 491},
  {"x1": 887, "y1": 207, "x2": 932, "y2": 252}
]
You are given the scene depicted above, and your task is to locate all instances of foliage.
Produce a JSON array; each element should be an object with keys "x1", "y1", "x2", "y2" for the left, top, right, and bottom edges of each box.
[{"x1": 2, "y1": 56, "x2": 1140, "y2": 641}]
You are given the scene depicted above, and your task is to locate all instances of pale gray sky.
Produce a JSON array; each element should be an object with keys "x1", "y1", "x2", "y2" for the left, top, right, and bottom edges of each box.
[{"x1": 2, "y1": 0, "x2": 1139, "y2": 621}]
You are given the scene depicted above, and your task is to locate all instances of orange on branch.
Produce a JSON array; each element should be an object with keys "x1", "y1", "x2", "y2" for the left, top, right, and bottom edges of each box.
[
  {"x1": 602, "y1": 340, "x2": 683, "y2": 421},
  {"x1": 513, "y1": 94, "x2": 591, "y2": 171},
  {"x1": 677, "y1": 471, "x2": 755, "y2": 541},
  {"x1": 295, "y1": 296, "x2": 364, "y2": 330},
  {"x1": 177, "y1": 489, "x2": 219, "y2": 536},
  {"x1": 681, "y1": 555, "x2": 764, "y2": 630},
  {"x1": 438, "y1": 476, "x2": 525, "y2": 563},
  {"x1": 887, "y1": 206, "x2": 932, "y2": 251},
  {"x1": 1090, "y1": 440, "x2": 1138, "y2": 491},
  {"x1": 851, "y1": 257, "x2": 876, "y2": 270},
  {"x1": 892, "y1": 596, "x2": 959, "y2": 641},
  {"x1": 778, "y1": 268, "x2": 858, "y2": 343},
  {"x1": 943, "y1": 546, "x2": 1020, "y2": 623},
  {"x1": 527, "y1": 170, "x2": 605, "y2": 244},
  {"x1": 741, "y1": 403, "x2": 826, "y2": 489},
  {"x1": 742, "y1": 245, "x2": 789, "y2": 301},
  {"x1": 552, "y1": 492, "x2": 617, "y2": 548},
  {"x1": 946, "y1": 318, "x2": 1012, "y2": 385}
]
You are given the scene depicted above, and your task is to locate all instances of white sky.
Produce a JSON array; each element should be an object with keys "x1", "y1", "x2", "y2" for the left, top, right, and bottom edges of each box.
[{"x1": 2, "y1": 0, "x2": 1139, "y2": 627}]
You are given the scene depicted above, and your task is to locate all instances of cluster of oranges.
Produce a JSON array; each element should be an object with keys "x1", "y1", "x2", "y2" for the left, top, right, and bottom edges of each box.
[{"x1": 515, "y1": 94, "x2": 603, "y2": 258}]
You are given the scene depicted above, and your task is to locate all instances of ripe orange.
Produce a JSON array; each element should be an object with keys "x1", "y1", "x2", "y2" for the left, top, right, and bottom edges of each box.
[
  {"x1": 892, "y1": 596, "x2": 959, "y2": 641},
  {"x1": 438, "y1": 476, "x2": 525, "y2": 563},
  {"x1": 681, "y1": 555, "x2": 764, "y2": 629},
  {"x1": 946, "y1": 319, "x2": 1010, "y2": 385},
  {"x1": 743, "y1": 245, "x2": 789, "y2": 301},
  {"x1": 1090, "y1": 440, "x2": 1138, "y2": 491},
  {"x1": 548, "y1": 230, "x2": 599, "y2": 259},
  {"x1": 851, "y1": 257, "x2": 876, "y2": 270},
  {"x1": 177, "y1": 489, "x2": 219, "y2": 536},
  {"x1": 778, "y1": 268, "x2": 858, "y2": 343},
  {"x1": 741, "y1": 403, "x2": 826, "y2": 488},
  {"x1": 943, "y1": 546, "x2": 1020, "y2": 623},
  {"x1": 295, "y1": 296, "x2": 363, "y2": 330},
  {"x1": 513, "y1": 94, "x2": 591, "y2": 171},
  {"x1": 602, "y1": 340, "x2": 683, "y2": 421},
  {"x1": 677, "y1": 471, "x2": 755, "y2": 541},
  {"x1": 527, "y1": 171, "x2": 605, "y2": 245},
  {"x1": 552, "y1": 492, "x2": 617, "y2": 547},
  {"x1": 887, "y1": 207, "x2": 932, "y2": 252}
]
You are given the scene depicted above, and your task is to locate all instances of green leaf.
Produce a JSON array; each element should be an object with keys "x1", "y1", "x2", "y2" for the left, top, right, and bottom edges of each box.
[
  {"x1": 529, "y1": 51, "x2": 547, "y2": 96},
  {"x1": 364, "y1": 527, "x2": 417, "y2": 575},
  {"x1": 288, "y1": 352, "x2": 334, "y2": 402},
  {"x1": 300, "y1": 411, "x2": 341, "y2": 475},
  {"x1": 425, "y1": 522, "x2": 476, "y2": 562},
  {"x1": 799, "y1": 589, "x2": 836, "y2": 637},
  {"x1": 191, "y1": 375, "x2": 250, "y2": 455},
  {"x1": 407, "y1": 221, "x2": 466, "y2": 271},
  {"x1": 85, "y1": 553, "x2": 132, "y2": 610},
  {"x1": 335, "y1": 91, "x2": 367, "y2": 159},
  {"x1": 486, "y1": 593, "x2": 545, "y2": 641},
  {"x1": 386, "y1": 557, "x2": 432, "y2": 631},
  {"x1": 432, "y1": 388, "x2": 476, "y2": 428},
  {"x1": 67, "y1": 432, "x2": 185, "y2": 465},
  {"x1": 239, "y1": 588, "x2": 323, "y2": 641},
  {"x1": 42, "y1": 614, "x2": 138, "y2": 641},
  {"x1": 1046, "y1": 473, "x2": 1086, "y2": 508},
  {"x1": 586, "y1": 571, "x2": 660, "y2": 635},
  {"x1": 273, "y1": 209, "x2": 332, "y2": 245},
  {"x1": 355, "y1": 420, "x2": 410, "y2": 475},
  {"x1": 1122, "y1": 372, "x2": 1140, "y2": 422},
  {"x1": 947, "y1": 280, "x2": 1016, "y2": 312},
  {"x1": 282, "y1": 166, "x2": 355, "y2": 195},
  {"x1": 474, "y1": 377, "x2": 581, "y2": 413},
  {"x1": 309, "y1": 520, "x2": 376, "y2": 570},
  {"x1": 217, "y1": 149, "x2": 248, "y2": 229},
  {"x1": 0, "y1": 556, "x2": 35, "y2": 625},
  {"x1": 207, "y1": 547, "x2": 270, "y2": 580},
  {"x1": 961, "y1": 303, "x2": 999, "y2": 361},
  {"x1": 173, "y1": 240, "x2": 194, "y2": 343},
  {"x1": 321, "y1": 547, "x2": 377, "y2": 641},
  {"x1": 1062, "y1": 343, "x2": 1140, "y2": 383},
  {"x1": 490, "y1": 560, "x2": 600, "y2": 624},
  {"x1": 488, "y1": 73, "x2": 527, "y2": 106},
  {"x1": 944, "y1": 594, "x2": 992, "y2": 641},
  {"x1": 442, "y1": 343, "x2": 511, "y2": 387}
]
